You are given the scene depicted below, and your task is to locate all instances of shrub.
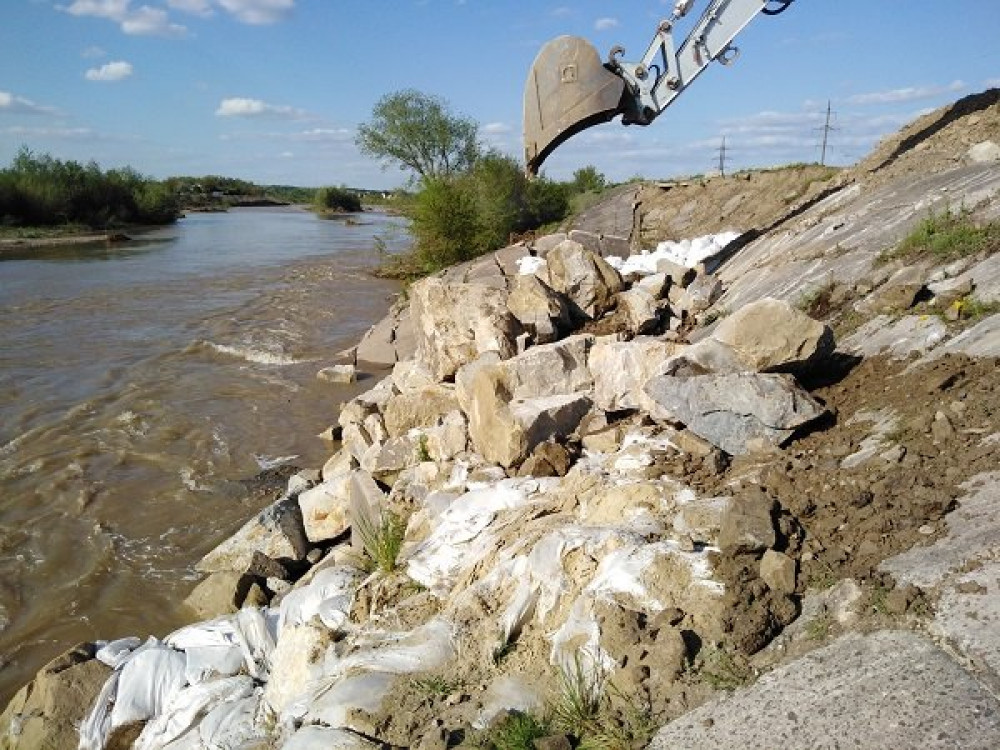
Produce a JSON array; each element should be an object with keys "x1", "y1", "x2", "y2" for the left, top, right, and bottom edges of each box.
[{"x1": 314, "y1": 185, "x2": 362, "y2": 213}]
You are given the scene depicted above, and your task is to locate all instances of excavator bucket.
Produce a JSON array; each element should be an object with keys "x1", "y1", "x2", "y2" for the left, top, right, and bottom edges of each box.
[{"x1": 523, "y1": 35, "x2": 626, "y2": 176}]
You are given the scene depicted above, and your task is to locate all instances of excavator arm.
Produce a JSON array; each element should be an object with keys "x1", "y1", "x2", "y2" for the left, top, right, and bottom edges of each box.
[{"x1": 524, "y1": 0, "x2": 795, "y2": 175}]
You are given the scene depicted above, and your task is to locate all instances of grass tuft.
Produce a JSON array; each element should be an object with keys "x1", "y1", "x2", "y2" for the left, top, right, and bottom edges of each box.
[
  {"x1": 490, "y1": 712, "x2": 553, "y2": 750},
  {"x1": 354, "y1": 508, "x2": 407, "y2": 574},
  {"x1": 878, "y1": 208, "x2": 1000, "y2": 265},
  {"x1": 551, "y1": 656, "x2": 605, "y2": 737}
]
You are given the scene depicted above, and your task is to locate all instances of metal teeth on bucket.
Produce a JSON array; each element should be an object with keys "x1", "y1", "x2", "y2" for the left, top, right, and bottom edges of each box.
[{"x1": 523, "y1": 35, "x2": 626, "y2": 176}]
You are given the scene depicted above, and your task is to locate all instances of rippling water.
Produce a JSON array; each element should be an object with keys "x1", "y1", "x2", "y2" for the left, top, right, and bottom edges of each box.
[{"x1": 0, "y1": 207, "x2": 407, "y2": 704}]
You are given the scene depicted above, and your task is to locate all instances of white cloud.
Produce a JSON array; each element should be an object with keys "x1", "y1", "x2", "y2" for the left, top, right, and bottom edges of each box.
[
  {"x1": 60, "y1": 0, "x2": 187, "y2": 36},
  {"x1": 594, "y1": 17, "x2": 619, "y2": 31},
  {"x1": 846, "y1": 80, "x2": 965, "y2": 106},
  {"x1": 0, "y1": 91, "x2": 61, "y2": 116},
  {"x1": 82, "y1": 45, "x2": 106, "y2": 58},
  {"x1": 215, "y1": 97, "x2": 308, "y2": 119},
  {"x1": 482, "y1": 122, "x2": 511, "y2": 135},
  {"x1": 166, "y1": 0, "x2": 213, "y2": 16},
  {"x1": 985, "y1": 78, "x2": 1000, "y2": 89},
  {"x1": 216, "y1": 0, "x2": 294, "y2": 24},
  {"x1": 85, "y1": 60, "x2": 133, "y2": 81}
]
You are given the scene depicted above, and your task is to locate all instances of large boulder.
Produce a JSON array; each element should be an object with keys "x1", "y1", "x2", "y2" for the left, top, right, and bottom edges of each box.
[
  {"x1": 545, "y1": 240, "x2": 623, "y2": 320},
  {"x1": 0, "y1": 643, "x2": 112, "y2": 750},
  {"x1": 711, "y1": 297, "x2": 834, "y2": 373},
  {"x1": 643, "y1": 372, "x2": 827, "y2": 455},
  {"x1": 588, "y1": 337, "x2": 676, "y2": 412},
  {"x1": 409, "y1": 278, "x2": 522, "y2": 381},
  {"x1": 507, "y1": 274, "x2": 572, "y2": 344},
  {"x1": 297, "y1": 472, "x2": 353, "y2": 543},
  {"x1": 382, "y1": 385, "x2": 459, "y2": 437}
]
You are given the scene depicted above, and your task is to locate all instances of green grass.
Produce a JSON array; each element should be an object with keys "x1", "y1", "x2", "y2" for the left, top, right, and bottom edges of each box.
[
  {"x1": 805, "y1": 612, "x2": 832, "y2": 642},
  {"x1": 489, "y1": 712, "x2": 553, "y2": 750},
  {"x1": 354, "y1": 508, "x2": 407, "y2": 574},
  {"x1": 943, "y1": 296, "x2": 1000, "y2": 322},
  {"x1": 410, "y1": 674, "x2": 460, "y2": 699},
  {"x1": 550, "y1": 657, "x2": 605, "y2": 737},
  {"x1": 698, "y1": 647, "x2": 753, "y2": 691},
  {"x1": 878, "y1": 209, "x2": 1000, "y2": 265}
]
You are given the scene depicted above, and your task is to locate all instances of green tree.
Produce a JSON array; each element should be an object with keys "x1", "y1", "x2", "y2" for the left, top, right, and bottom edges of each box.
[
  {"x1": 356, "y1": 89, "x2": 480, "y2": 181},
  {"x1": 314, "y1": 185, "x2": 362, "y2": 213},
  {"x1": 571, "y1": 165, "x2": 607, "y2": 194}
]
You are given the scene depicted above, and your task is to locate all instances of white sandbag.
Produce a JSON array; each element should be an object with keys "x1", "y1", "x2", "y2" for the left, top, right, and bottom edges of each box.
[
  {"x1": 135, "y1": 675, "x2": 255, "y2": 750},
  {"x1": 282, "y1": 725, "x2": 379, "y2": 750},
  {"x1": 278, "y1": 565, "x2": 362, "y2": 631},
  {"x1": 110, "y1": 641, "x2": 187, "y2": 729},
  {"x1": 167, "y1": 618, "x2": 245, "y2": 684},
  {"x1": 95, "y1": 636, "x2": 141, "y2": 668},
  {"x1": 605, "y1": 231, "x2": 741, "y2": 275},
  {"x1": 301, "y1": 672, "x2": 395, "y2": 729}
]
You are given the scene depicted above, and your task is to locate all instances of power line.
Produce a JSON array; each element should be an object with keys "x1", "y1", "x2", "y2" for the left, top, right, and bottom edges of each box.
[
  {"x1": 717, "y1": 136, "x2": 729, "y2": 177},
  {"x1": 816, "y1": 100, "x2": 839, "y2": 166}
]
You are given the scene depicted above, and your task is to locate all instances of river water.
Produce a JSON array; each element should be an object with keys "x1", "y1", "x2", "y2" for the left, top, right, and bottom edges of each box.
[{"x1": 0, "y1": 207, "x2": 407, "y2": 705}]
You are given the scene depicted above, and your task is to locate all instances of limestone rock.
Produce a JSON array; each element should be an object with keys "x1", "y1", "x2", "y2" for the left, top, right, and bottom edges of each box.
[
  {"x1": 382, "y1": 385, "x2": 459, "y2": 437},
  {"x1": 517, "y1": 440, "x2": 573, "y2": 478},
  {"x1": 636, "y1": 271, "x2": 670, "y2": 298},
  {"x1": 0, "y1": 643, "x2": 112, "y2": 750},
  {"x1": 196, "y1": 495, "x2": 309, "y2": 573},
  {"x1": 656, "y1": 258, "x2": 696, "y2": 288},
  {"x1": 719, "y1": 490, "x2": 777, "y2": 554},
  {"x1": 678, "y1": 274, "x2": 723, "y2": 315},
  {"x1": 656, "y1": 338, "x2": 747, "y2": 378},
  {"x1": 968, "y1": 140, "x2": 1000, "y2": 163},
  {"x1": 545, "y1": 240, "x2": 623, "y2": 320},
  {"x1": 298, "y1": 472, "x2": 352, "y2": 543},
  {"x1": 644, "y1": 372, "x2": 826, "y2": 455},
  {"x1": 616, "y1": 287, "x2": 663, "y2": 335},
  {"x1": 760, "y1": 549, "x2": 797, "y2": 594},
  {"x1": 507, "y1": 274, "x2": 572, "y2": 344},
  {"x1": 410, "y1": 277, "x2": 522, "y2": 381},
  {"x1": 711, "y1": 297, "x2": 834, "y2": 373},
  {"x1": 422, "y1": 410, "x2": 469, "y2": 462},
  {"x1": 532, "y1": 232, "x2": 567, "y2": 257},
  {"x1": 858, "y1": 266, "x2": 927, "y2": 314},
  {"x1": 588, "y1": 337, "x2": 675, "y2": 412},
  {"x1": 316, "y1": 364, "x2": 357, "y2": 384},
  {"x1": 362, "y1": 434, "x2": 422, "y2": 481},
  {"x1": 673, "y1": 496, "x2": 731, "y2": 545},
  {"x1": 356, "y1": 306, "x2": 414, "y2": 367},
  {"x1": 183, "y1": 571, "x2": 253, "y2": 619},
  {"x1": 264, "y1": 622, "x2": 333, "y2": 716}
]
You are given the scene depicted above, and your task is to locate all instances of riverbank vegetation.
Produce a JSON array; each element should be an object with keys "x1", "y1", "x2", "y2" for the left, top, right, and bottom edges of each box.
[
  {"x1": 358, "y1": 89, "x2": 611, "y2": 277},
  {"x1": 0, "y1": 148, "x2": 180, "y2": 229},
  {"x1": 313, "y1": 185, "x2": 363, "y2": 215}
]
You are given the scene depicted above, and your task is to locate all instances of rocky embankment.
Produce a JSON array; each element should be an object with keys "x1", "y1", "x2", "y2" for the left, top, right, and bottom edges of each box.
[{"x1": 3, "y1": 90, "x2": 1000, "y2": 750}]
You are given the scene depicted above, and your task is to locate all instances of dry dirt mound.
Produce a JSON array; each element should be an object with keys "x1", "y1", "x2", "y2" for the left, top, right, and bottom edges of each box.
[{"x1": 847, "y1": 88, "x2": 1000, "y2": 188}]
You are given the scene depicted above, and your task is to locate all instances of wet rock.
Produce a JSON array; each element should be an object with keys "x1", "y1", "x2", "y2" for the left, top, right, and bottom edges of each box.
[
  {"x1": 298, "y1": 472, "x2": 352, "y2": 543},
  {"x1": 507, "y1": 274, "x2": 573, "y2": 345},
  {"x1": 0, "y1": 643, "x2": 111, "y2": 750},
  {"x1": 316, "y1": 364, "x2": 357, "y2": 384},
  {"x1": 719, "y1": 489, "x2": 776, "y2": 554},
  {"x1": 196, "y1": 494, "x2": 309, "y2": 573},
  {"x1": 410, "y1": 277, "x2": 522, "y2": 381},
  {"x1": 644, "y1": 372, "x2": 827, "y2": 455},
  {"x1": 382, "y1": 385, "x2": 460, "y2": 437},
  {"x1": 545, "y1": 240, "x2": 624, "y2": 319},
  {"x1": 711, "y1": 297, "x2": 834, "y2": 374},
  {"x1": 760, "y1": 549, "x2": 797, "y2": 594}
]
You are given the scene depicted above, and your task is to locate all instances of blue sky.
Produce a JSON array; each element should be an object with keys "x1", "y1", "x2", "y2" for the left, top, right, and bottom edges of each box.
[{"x1": 1, "y1": 0, "x2": 998, "y2": 189}]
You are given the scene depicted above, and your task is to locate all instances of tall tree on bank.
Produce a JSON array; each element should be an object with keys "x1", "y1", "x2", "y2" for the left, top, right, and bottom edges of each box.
[{"x1": 355, "y1": 89, "x2": 479, "y2": 181}]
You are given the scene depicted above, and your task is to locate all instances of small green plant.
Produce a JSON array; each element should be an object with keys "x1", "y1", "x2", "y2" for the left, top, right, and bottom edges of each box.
[
  {"x1": 702, "y1": 306, "x2": 730, "y2": 326},
  {"x1": 354, "y1": 508, "x2": 407, "y2": 574},
  {"x1": 551, "y1": 656, "x2": 605, "y2": 737},
  {"x1": 410, "y1": 674, "x2": 460, "y2": 698},
  {"x1": 805, "y1": 611, "x2": 832, "y2": 641},
  {"x1": 489, "y1": 712, "x2": 553, "y2": 750},
  {"x1": 869, "y1": 581, "x2": 892, "y2": 616},
  {"x1": 877, "y1": 208, "x2": 1000, "y2": 265},
  {"x1": 579, "y1": 683, "x2": 656, "y2": 750},
  {"x1": 698, "y1": 646, "x2": 753, "y2": 691},
  {"x1": 946, "y1": 296, "x2": 1000, "y2": 322},
  {"x1": 416, "y1": 434, "x2": 431, "y2": 462}
]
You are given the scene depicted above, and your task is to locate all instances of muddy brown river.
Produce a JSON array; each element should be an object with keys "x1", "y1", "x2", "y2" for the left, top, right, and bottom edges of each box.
[{"x1": 0, "y1": 207, "x2": 407, "y2": 705}]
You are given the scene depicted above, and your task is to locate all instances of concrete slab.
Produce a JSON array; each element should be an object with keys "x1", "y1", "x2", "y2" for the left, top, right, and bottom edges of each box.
[
  {"x1": 881, "y1": 472, "x2": 1000, "y2": 589},
  {"x1": 932, "y1": 561, "x2": 1000, "y2": 693},
  {"x1": 650, "y1": 630, "x2": 1000, "y2": 750}
]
